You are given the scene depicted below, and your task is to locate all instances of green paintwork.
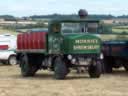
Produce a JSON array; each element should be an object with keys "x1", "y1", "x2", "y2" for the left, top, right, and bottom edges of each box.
[
  {"x1": 62, "y1": 34, "x2": 101, "y2": 54},
  {"x1": 47, "y1": 33, "x2": 101, "y2": 54},
  {"x1": 48, "y1": 33, "x2": 63, "y2": 54}
]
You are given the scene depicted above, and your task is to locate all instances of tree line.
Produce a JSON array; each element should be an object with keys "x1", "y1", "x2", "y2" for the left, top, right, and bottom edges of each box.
[{"x1": 1, "y1": 14, "x2": 128, "y2": 21}]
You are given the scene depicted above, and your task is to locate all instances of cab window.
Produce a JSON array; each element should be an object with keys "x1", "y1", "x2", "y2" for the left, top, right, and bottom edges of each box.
[
  {"x1": 52, "y1": 23, "x2": 61, "y2": 33},
  {"x1": 61, "y1": 22, "x2": 99, "y2": 34},
  {"x1": 87, "y1": 23, "x2": 98, "y2": 32}
]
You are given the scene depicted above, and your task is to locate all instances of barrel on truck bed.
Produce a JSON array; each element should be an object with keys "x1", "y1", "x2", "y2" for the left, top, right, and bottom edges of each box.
[{"x1": 17, "y1": 32, "x2": 47, "y2": 51}]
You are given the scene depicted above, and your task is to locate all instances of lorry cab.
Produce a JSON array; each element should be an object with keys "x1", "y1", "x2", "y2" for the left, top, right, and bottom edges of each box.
[{"x1": 48, "y1": 19, "x2": 102, "y2": 55}]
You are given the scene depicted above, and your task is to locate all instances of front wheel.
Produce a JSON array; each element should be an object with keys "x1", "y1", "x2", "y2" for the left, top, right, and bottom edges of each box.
[
  {"x1": 88, "y1": 60, "x2": 102, "y2": 78},
  {"x1": 54, "y1": 57, "x2": 68, "y2": 80}
]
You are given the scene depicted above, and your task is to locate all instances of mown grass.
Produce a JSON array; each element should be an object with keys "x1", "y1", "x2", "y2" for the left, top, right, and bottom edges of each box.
[
  {"x1": 112, "y1": 28, "x2": 128, "y2": 33},
  {"x1": 112, "y1": 25, "x2": 128, "y2": 33},
  {"x1": 0, "y1": 28, "x2": 18, "y2": 35}
]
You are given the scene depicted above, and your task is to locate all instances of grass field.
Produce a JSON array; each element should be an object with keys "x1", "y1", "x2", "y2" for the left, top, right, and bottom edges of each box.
[
  {"x1": 112, "y1": 26, "x2": 128, "y2": 33},
  {"x1": 0, "y1": 65, "x2": 128, "y2": 96},
  {"x1": 112, "y1": 28, "x2": 128, "y2": 33},
  {"x1": 0, "y1": 28, "x2": 18, "y2": 35}
]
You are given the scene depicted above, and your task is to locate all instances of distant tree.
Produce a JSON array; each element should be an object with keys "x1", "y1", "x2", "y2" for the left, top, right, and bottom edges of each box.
[{"x1": 0, "y1": 15, "x2": 16, "y2": 21}]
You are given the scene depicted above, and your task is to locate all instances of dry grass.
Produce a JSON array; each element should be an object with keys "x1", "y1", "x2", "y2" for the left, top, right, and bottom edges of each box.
[
  {"x1": 0, "y1": 64, "x2": 128, "y2": 96},
  {"x1": 0, "y1": 28, "x2": 17, "y2": 35},
  {"x1": 112, "y1": 28, "x2": 128, "y2": 33}
]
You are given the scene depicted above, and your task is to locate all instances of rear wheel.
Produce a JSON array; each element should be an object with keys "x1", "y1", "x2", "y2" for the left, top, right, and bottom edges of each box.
[
  {"x1": 20, "y1": 54, "x2": 38, "y2": 77},
  {"x1": 54, "y1": 57, "x2": 68, "y2": 80},
  {"x1": 88, "y1": 60, "x2": 102, "y2": 78}
]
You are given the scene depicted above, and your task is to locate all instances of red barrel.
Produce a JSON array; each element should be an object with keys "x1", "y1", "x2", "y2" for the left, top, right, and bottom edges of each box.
[{"x1": 17, "y1": 32, "x2": 47, "y2": 50}]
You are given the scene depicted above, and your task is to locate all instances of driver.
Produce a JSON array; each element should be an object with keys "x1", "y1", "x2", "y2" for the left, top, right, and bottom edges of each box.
[
  {"x1": 53, "y1": 24, "x2": 60, "y2": 33},
  {"x1": 53, "y1": 26, "x2": 59, "y2": 33}
]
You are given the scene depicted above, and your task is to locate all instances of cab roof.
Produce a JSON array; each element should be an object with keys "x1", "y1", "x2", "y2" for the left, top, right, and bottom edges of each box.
[{"x1": 50, "y1": 18, "x2": 100, "y2": 24}]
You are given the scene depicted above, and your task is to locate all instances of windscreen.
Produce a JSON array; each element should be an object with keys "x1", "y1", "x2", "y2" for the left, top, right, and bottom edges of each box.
[{"x1": 61, "y1": 22, "x2": 99, "y2": 34}]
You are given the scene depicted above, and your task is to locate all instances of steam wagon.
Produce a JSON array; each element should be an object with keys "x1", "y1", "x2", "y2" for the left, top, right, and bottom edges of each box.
[{"x1": 16, "y1": 19, "x2": 103, "y2": 79}]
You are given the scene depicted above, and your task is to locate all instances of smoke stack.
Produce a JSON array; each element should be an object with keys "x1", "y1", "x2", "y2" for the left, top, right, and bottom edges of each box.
[{"x1": 78, "y1": 9, "x2": 88, "y2": 19}]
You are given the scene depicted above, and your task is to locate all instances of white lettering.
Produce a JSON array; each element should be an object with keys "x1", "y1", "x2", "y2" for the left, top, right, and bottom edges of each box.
[
  {"x1": 73, "y1": 45, "x2": 100, "y2": 50},
  {"x1": 75, "y1": 39, "x2": 98, "y2": 44}
]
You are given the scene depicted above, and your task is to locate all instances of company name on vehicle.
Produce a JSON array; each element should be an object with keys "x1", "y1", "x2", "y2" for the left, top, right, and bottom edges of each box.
[
  {"x1": 73, "y1": 39, "x2": 100, "y2": 50},
  {"x1": 75, "y1": 39, "x2": 98, "y2": 44},
  {"x1": 73, "y1": 45, "x2": 100, "y2": 50}
]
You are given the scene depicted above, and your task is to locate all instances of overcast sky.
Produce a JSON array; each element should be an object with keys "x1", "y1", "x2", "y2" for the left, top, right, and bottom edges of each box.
[{"x1": 0, "y1": 0, "x2": 128, "y2": 17}]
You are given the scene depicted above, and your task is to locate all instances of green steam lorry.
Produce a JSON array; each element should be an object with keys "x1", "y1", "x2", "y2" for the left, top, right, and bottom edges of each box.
[{"x1": 16, "y1": 19, "x2": 103, "y2": 79}]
